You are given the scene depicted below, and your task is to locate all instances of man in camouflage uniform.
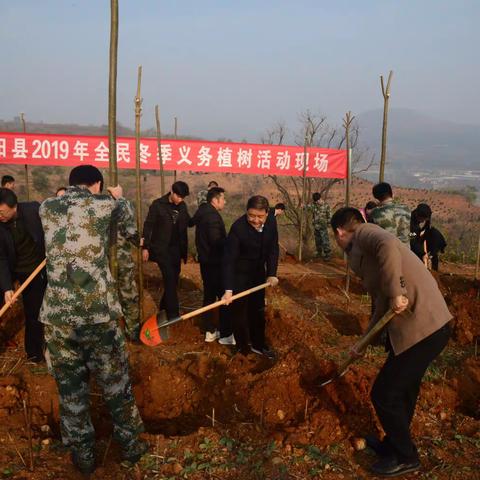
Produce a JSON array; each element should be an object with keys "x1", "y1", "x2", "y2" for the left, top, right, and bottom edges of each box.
[
  {"x1": 308, "y1": 192, "x2": 332, "y2": 260},
  {"x1": 370, "y1": 182, "x2": 411, "y2": 244},
  {"x1": 197, "y1": 180, "x2": 218, "y2": 206},
  {"x1": 39, "y1": 165, "x2": 146, "y2": 475}
]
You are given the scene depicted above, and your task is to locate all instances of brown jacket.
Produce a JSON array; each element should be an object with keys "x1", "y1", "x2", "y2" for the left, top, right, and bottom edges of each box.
[{"x1": 348, "y1": 223, "x2": 452, "y2": 355}]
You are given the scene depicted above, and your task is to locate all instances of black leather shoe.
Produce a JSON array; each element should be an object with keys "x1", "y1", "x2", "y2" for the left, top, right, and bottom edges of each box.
[
  {"x1": 365, "y1": 435, "x2": 392, "y2": 457},
  {"x1": 371, "y1": 456, "x2": 420, "y2": 477}
]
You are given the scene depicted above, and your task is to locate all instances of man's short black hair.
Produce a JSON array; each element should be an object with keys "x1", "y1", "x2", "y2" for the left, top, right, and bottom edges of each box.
[
  {"x1": 365, "y1": 201, "x2": 377, "y2": 210},
  {"x1": 372, "y1": 182, "x2": 393, "y2": 202},
  {"x1": 331, "y1": 207, "x2": 365, "y2": 232},
  {"x1": 69, "y1": 165, "x2": 104, "y2": 191},
  {"x1": 207, "y1": 180, "x2": 218, "y2": 189},
  {"x1": 172, "y1": 181, "x2": 190, "y2": 198},
  {"x1": 1, "y1": 175, "x2": 15, "y2": 186},
  {"x1": 274, "y1": 202, "x2": 286, "y2": 211},
  {"x1": 312, "y1": 192, "x2": 321, "y2": 202},
  {"x1": 0, "y1": 187, "x2": 18, "y2": 207},
  {"x1": 246, "y1": 195, "x2": 269, "y2": 212},
  {"x1": 207, "y1": 186, "x2": 225, "y2": 203}
]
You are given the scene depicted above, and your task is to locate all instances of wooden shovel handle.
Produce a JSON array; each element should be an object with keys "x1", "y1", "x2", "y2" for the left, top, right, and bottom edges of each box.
[
  {"x1": 336, "y1": 308, "x2": 397, "y2": 374},
  {"x1": 0, "y1": 259, "x2": 47, "y2": 318},
  {"x1": 180, "y1": 282, "x2": 271, "y2": 321}
]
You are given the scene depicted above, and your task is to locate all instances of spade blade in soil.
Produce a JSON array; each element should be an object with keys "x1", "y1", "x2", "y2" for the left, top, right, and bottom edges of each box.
[{"x1": 140, "y1": 311, "x2": 170, "y2": 346}]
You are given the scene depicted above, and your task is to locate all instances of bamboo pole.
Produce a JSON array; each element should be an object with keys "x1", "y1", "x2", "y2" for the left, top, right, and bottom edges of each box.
[
  {"x1": 108, "y1": 0, "x2": 119, "y2": 279},
  {"x1": 134, "y1": 66, "x2": 145, "y2": 325},
  {"x1": 379, "y1": 70, "x2": 393, "y2": 183},
  {"x1": 298, "y1": 131, "x2": 309, "y2": 262},
  {"x1": 155, "y1": 105, "x2": 166, "y2": 195},
  {"x1": 20, "y1": 113, "x2": 30, "y2": 201},
  {"x1": 173, "y1": 116, "x2": 178, "y2": 183}
]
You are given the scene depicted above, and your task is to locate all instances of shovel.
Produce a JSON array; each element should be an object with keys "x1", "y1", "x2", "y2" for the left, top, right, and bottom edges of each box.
[
  {"x1": 319, "y1": 308, "x2": 397, "y2": 387},
  {"x1": 0, "y1": 259, "x2": 47, "y2": 319},
  {"x1": 140, "y1": 282, "x2": 270, "y2": 347}
]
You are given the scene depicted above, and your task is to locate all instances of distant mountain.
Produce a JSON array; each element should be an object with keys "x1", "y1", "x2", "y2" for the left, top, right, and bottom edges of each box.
[{"x1": 356, "y1": 108, "x2": 480, "y2": 169}]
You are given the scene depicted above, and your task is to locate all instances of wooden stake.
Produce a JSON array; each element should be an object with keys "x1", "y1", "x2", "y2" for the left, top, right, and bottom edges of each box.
[
  {"x1": 108, "y1": 0, "x2": 119, "y2": 279},
  {"x1": 20, "y1": 113, "x2": 30, "y2": 201},
  {"x1": 22, "y1": 398, "x2": 34, "y2": 471},
  {"x1": 212, "y1": 407, "x2": 215, "y2": 427},
  {"x1": 173, "y1": 116, "x2": 178, "y2": 183},
  {"x1": 155, "y1": 105, "x2": 166, "y2": 195},
  {"x1": 134, "y1": 65, "x2": 145, "y2": 326},
  {"x1": 379, "y1": 70, "x2": 393, "y2": 182}
]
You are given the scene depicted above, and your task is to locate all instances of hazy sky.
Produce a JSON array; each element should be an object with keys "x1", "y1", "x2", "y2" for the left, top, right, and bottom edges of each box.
[{"x1": 1, "y1": 0, "x2": 479, "y2": 142}]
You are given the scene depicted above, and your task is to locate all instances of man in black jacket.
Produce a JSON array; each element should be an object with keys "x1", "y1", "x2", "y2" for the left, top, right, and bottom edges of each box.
[
  {"x1": 222, "y1": 195, "x2": 279, "y2": 359},
  {"x1": 142, "y1": 181, "x2": 190, "y2": 320},
  {"x1": 0, "y1": 188, "x2": 46, "y2": 362},
  {"x1": 190, "y1": 187, "x2": 233, "y2": 344}
]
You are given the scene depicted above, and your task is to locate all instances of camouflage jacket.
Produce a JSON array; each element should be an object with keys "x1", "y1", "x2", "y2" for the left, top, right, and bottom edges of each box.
[
  {"x1": 307, "y1": 201, "x2": 331, "y2": 229},
  {"x1": 197, "y1": 189, "x2": 208, "y2": 206},
  {"x1": 370, "y1": 200, "x2": 411, "y2": 244},
  {"x1": 39, "y1": 186, "x2": 138, "y2": 326}
]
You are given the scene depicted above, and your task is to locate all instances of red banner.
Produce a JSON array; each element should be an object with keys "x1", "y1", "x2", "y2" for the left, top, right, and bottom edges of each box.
[{"x1": 0, "y1": 132, "x2": 347, "y2": 179}]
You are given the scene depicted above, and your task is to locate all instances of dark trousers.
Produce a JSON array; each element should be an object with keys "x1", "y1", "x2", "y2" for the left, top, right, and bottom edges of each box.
[
  {"x1": 229, "y1": 271, "x2": 266, "y2": 351},
  {"x1": 156, "y1": 246, "x2": 181, "y2": 319},
  {"x1": 371, "y1": 324, "x2": 450, "y2": 462},
  {"x1": 200, "y1": 262, "x2": 232, "y2": 337},
  {"x1": 17, "y1": 268, "x2": 47, "y2": 362}
]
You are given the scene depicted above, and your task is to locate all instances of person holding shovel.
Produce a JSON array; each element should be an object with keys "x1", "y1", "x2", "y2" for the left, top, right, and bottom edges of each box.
[
  {"x1": 0, "y1": 187, "x2": 46, "y2": 362},
  {"x1": 222, "y1": 195, "x2": 279, "y2": 359},
  {"x1": 331, "y1": 207, "x2": 452, "y2": 477},
  {"x1": 39, "y1": 165, "x2": 147, "y2": 475}
]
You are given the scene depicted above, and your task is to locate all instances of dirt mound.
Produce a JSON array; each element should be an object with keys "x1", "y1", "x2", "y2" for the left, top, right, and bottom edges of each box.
[
  {"x1": 439, "y1": 274, "x2": 480, "y2": 344},
  {"x1": 457, "y1": 357, "x2": 480, "y2": 418}
]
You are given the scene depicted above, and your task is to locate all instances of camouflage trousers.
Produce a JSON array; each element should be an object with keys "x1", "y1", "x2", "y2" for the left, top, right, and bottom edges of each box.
[
  {"x1": 44, "y1": 320, "x2": 144, "y2": 463},
  {"x1": 117, "y1": 237, "x2": 140, "y2": 340},
  {"x1": 314, "y1": 226, "x2": 332, "y2": 259}
]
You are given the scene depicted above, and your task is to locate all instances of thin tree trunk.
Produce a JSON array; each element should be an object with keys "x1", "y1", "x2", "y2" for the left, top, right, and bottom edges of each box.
[
  {"x1": 134, "y1": 66, "x2": 144, "y2": 325},
  {"x1": 108, "y1": 0, "x2": 119, "y2": 278},
  {"x1": 298, "y1": 132, "x2": 309, "y2": 261},
  {"x1": 343, "y1": 111, "x2": 355, "y2": 295},
  {"x1": 155, "y1": 105, "x2": 166, "y2": 195},
  {"x1": 173, "y1": 116, "x2": 178, "y2": 183},
  {"x1": 20, "y1": 113, "x2": 30, "y2": 201},
  {"x1": 379, "y1": 70, "x2": 393, "y2": 183}
]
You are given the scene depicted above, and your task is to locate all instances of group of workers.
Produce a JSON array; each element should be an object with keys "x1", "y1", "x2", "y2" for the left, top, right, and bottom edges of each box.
[{"x1": 0, "y1": 169, "x2": 452, "y2": 477}]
